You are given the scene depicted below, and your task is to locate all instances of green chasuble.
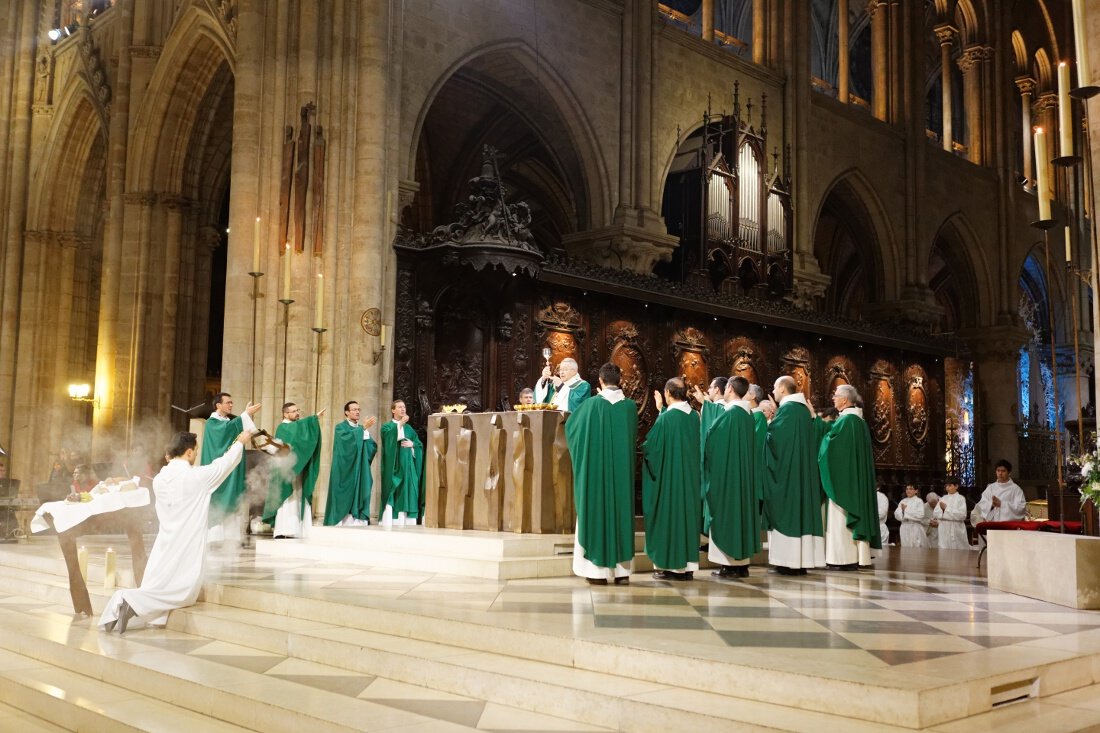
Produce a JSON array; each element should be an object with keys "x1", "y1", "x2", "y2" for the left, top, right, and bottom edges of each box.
[
  {"x1": 565, "y1": 395, "x2": 638, "y2": 568},
  {"x1": 818, "y1": 412, "x2": 882, "y2": 548},
  {"x1": 380, "y1": 421, "x2": 424, "y2": 519},
  {"x1": 764, "y1": 398, "x2": 823, "y2": 538},
  {"x1": 704, "y1": 406, "x2": 761, "y2": 560},
  {"x1": 322, "y1": 421, "x2": 377, "y2": 525},
  {"x1": 262, "y1": 416, "x2": 322, "y2": 525},
  {"x1": 752, "y1": 411, "x2": 768, "y2": 510},
  {"x1": 203, "y1": 415, "x2": 246, "y2": 525},
  {"x1": 544, "y1": 379, "x2": 592, "y2": 412},
  {"x1": 698, "y1": 400, "x2": 724, "y2": 534},
  {"x1": 642, "y1": 406, "x2": 701, "y2": 571}
]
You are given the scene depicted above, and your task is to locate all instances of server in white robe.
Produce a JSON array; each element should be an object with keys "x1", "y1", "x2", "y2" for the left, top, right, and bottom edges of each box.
[
  {"x1": 99, "y1": 429, "x2": 252, "y2": 633},
  {"x1": 877, "y1": 490, "x2": 890, "y2": 546},
  {"x1": 924, "y1": 492, "x2": 940, "y2": 548},
  {"x1": 894, "y1": 485, "x2": 928, "y2": 548},
  {"x1": 933, "y1": 478, "x2": 970, "y2": 549},
  {"x1": 976, "y1": 459, "x2": 1027, "y2": 522}
]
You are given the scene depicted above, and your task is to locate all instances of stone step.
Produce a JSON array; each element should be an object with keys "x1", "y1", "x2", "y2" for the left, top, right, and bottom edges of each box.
[
  {"x1": 0, "y1": 647, "x2": 256, "y2": 733},
  {"x1": 167, "y1": 601, "x2": 903, "y2": 733},
  {"x1": 0, "y1": 606, "x2": 481, "y2": 733}
]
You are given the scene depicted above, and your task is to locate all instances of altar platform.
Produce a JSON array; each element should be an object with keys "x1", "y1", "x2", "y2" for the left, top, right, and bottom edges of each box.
[{"x1": 2, "y1": 540, "x2": 1100, "y2": 731}]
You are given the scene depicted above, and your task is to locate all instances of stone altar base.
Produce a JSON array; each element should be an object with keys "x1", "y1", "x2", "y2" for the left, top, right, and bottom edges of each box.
[
  {"x1": 254, "y1": 526, "x2": 575, "y2": 580},
  {"x1": 988, "y1": 531, "x2": 1100, "y2": 609},
  {"x1": 255, "y1": 526, "x2": 720, "y2": 580}
]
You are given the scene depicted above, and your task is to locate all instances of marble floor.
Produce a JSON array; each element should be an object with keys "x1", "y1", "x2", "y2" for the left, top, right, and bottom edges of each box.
[{"x1": 3, "y1": 537, "x2": 1100, "y2": 731}]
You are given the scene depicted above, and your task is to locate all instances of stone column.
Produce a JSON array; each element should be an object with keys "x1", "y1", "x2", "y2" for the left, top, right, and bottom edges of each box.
[
  {"x1": 616, "y1": 1, "x2": 633, "y2": 219},
  {"x1": 768, "y1": 0, "x2": 782, "y2": 69},
  {"x1": 192, "y1": 227, "x2": 220, "y2": 408},
  {"x1": 958, "y1": 46, "x2": 984, "y2": 164},
  {"x1": 158, "y1": 196, "x2": 188, "y2": 416},
  {"x1": 701, "y1": 0, "x2": 714, "y2": 42},
  {"x1": 93, "y1": 0, "x2": 135, "y2": 450},
  {"x1": 753, "y1": 0, "x2": 767, "y2": 65},
  {"x1": 868, "y1": 0, "x2": 887, "y2": 121},
  {"x1": 934, "y1": 24, "x2": 956, "y2": 152},
  {"x1": 837, "y1": 0, "x2": 849, "y2": 104},
  {"x1": 633, "y1": 0, "x2": 655, "y2": 216},
  {"x1": 965, "y1": 326, "x2": 1030, "y2": 478},
  {"x1": 1016, "y1": 76, "x2": 1036, "y2": 186}
]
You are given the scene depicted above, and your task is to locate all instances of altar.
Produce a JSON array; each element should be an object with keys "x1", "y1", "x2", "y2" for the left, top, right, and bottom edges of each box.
[{"x1": 424, "y1": 409, "x2": 574, "y2": 533}]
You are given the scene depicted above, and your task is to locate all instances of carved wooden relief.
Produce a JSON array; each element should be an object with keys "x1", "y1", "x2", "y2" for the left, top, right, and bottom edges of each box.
[
  {"x1": 671, "y1": 326, "x2": 710, "y2": 392},
  {"x1": 536, "y1": 299, "x2": 585, "y2": 369},
  {"x1": 726, "y1": 336, "x2": 764, "y2": 386},
  {"x1": 825, "y1": 356, "x2": 855, "y2": 398},
  {"x1": 606, "y1": 320, "x2": 648, "y2": 410},
  {"x1": 870, "y1": 359, "x2": 895, "y2": 450},
  {"x1": 432, "y1": 289, "x2": 488, "y2": 411},
  {"x1": 905, "y1": 365, "x2": 930, "y2": 449},
  {"x1": 782, "y1": 346, "x2": 812, "y2": 398}
]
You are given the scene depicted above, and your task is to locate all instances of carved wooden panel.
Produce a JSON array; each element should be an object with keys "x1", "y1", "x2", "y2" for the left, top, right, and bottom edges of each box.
[
  {"x1": 782, "y1": 346, "x2": 813, "y2": 398},
  {"x1": 725, "y1": 336, "x2": 765, "y2": 387},
  {"x1": 671, "y1": 326, "x2": 710, "y2": 393},
  {"x1": 905, "y1": 364, "x2": 930, "y2": 453},
  {"x1": 432, "y1": 289, "x2": 488, "y2": 412},
  {"x1": 825, "y1": 355, "x2": 856, "y2": 397},
  {"x1": 870, "y1": 359, "x2": 896, "y2": 462},
  {"x1": 606, "y1": 319, "x2": 648, "y2": 412}
]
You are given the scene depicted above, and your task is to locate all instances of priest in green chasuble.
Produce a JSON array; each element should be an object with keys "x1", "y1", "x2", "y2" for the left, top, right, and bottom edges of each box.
[
  {"x1": 764, "y1": 376, "x2": 825, "y2": 574},
  {"x1": 262, "y1": 402, "x2": 324, "y2": 538},
  {"x1": 565, "y1": 363, "x2": 638, "y2": 585},
  {"x1": 534, "y1": 357, "x2": 592, "y2": 412},
  {"x1": 643, "y1": 377, "x2": 702, "y2": 581},
  {"x1": 692, "y1": 376, "x2": 728, "y2": 535},
  {"x1": 818, "y1": 385, "x2": 881, "y2": 568},
  {"x1": 704, "y1": 376, "x2": 761, "y2": 578},
  {"x1": 202, "y1": 392, "x2": 261, "y2": 541},
  {"x1": 380, "y1": 399, "x2": 424, "y2": 528},
  {"x1": 323, "y1": 401, "x2": 378, "y2": 526},
  {"x1": 747, "y1": 384, "x2": 773, "y2": 514}
]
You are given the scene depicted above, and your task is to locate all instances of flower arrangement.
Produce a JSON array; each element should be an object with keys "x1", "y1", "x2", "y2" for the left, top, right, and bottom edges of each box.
[{"x1": 1076, "y1": 451, "x2": 1100, "y2": 508}]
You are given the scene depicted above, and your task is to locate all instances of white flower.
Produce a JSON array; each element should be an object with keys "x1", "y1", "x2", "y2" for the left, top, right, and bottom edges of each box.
[{"x1": 1083, "y1": 461, "x2": 1094, "y2": 479}]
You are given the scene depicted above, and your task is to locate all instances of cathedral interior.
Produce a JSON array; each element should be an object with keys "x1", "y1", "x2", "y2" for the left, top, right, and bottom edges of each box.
[{"x1": 3, "y1": 1, "x2": 1100, "y2": 729}]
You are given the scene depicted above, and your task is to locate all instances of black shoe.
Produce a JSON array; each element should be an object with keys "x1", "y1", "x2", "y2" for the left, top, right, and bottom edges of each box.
[
  {"x1": 734, "y1": 565, "x2": 750, "y2": 578},
  {"x1": 698, "y1": 543, "x2": 710, "y2": 552},
  {"x1": 712, "y1": 566, "x2": 738, "y2": 578},
  {"x1": 652, "y1": 570, "x2": 690, "y2": 581},
  {"x1": 613, "y1": 576, "x2": 630, "y2": 585},
  {"x1": 827, "y1": 563, "x2": 859, "y2": 572},
  {"x1": 585, "y1": 578, "x2": 608, "y2": 586},
  {"x1": 798, "y1": 569, "x2": 809, "y2": 575},
  {"x1": 772, "y1": 566, "x2": 800, "y2": 576},
  {"x1": 116, "y1": 600, "x2": 136, "y2": 635}
]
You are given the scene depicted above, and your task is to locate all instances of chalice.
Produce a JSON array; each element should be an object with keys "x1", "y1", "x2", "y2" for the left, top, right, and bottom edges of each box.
[{"x1": 542, "y1": 347, "x2": 552, "y2": 367}]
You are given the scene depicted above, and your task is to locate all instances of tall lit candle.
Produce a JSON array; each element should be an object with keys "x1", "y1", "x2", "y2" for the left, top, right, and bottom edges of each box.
[
  {"x1": 104, "y1": 547, "x2": 116, "y2": 590},
  {"x1": 314, "y1": 273, "x2": 324, "y2": 329},
  {"x1": 1065, "y1": 225, "x2": 1073, "y2": 263},
  {"x1": 1072, "y1": 0, "x2": 1092, "y2": 89},
  {"x1": 1058, "y1": 62, "x2": 1074, "y2": 158},
  {"x1": 252, "y1": 216, "x2": 261, "y2": 273},
  {"x1": 1033, "y1": 127, "x2": 1052, "y2": 221},
  {"x1": 380, "y1": 324, "x2": 386, "y2": 348},
  {"x1": 282, "y1": 242, "x2": 291, "y2": 300}
]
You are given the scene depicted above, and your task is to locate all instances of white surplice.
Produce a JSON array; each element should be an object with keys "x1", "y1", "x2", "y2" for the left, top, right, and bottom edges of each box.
[
  {"x1": 894, "y1": 496, "x2": 928, "y2": 548},
  {"x1": 934, "y1": 492, "x2": 971, "y2": 549},
  {"x1": 272, "y1": 418, "x2": 312, "y2": 538},
  {"x1": 767, "y1": 393, "x2": 826, "y2": 570},
  {"x1": 977, "y1": 479, "x2": 1027, "y2": 522},
  {"x1": 823, "y1": 407, "x2": 873, "y2": 567},
  {"x1": 877, "y1": 491, "x2": 890, "y2": 547},
  {"x1": 98, "y1": 443, "x2": 244, "y2": 630}
]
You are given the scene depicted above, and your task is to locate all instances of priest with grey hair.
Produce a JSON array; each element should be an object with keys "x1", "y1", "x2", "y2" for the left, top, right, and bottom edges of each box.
[
  {"x1": 817, "y1": 384, "x2": 881, "y2": 570},
  {"x1": 534, "y1": 357, "x2": 591, "y2": 413}
]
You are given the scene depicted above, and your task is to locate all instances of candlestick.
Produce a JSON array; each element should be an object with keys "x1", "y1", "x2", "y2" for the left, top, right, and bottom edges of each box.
[
  {"x1": 314, "y1": 273, "x2": 324, "y2": 330},
  {"x1": 282, "y1": 242, "x2": 291, "y2": 300},
  {"x1": 1071, "y1": 0, "x2": 1094, "y2": 93},
  {"x1": 104, "y1": 547, "x2": 116, "y2": 589},
  {"x1": 252, "y1": 216, "x2": 261, "y2": 273},
  {"x1": 1033, "y1": 127, "x2": 1052, "y2": 222},
  {"x1": 77, "y1": 545, "x2": 88, "y2": 581},
  {"x1": 1058, "y1": 63, "x2": 1074, "y2": 159},
  {"x1": 380, "y1": 324, "x2": 386, "y2": 348}
]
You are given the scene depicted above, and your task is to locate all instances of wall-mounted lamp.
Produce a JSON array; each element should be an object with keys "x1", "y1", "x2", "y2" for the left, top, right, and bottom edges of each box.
[
  {"x1": 68, "y1": 383, "x2": 95, "y2": 404},
  {"x1": 371, "y1": 325, "x2": 387, "y2": 365}
]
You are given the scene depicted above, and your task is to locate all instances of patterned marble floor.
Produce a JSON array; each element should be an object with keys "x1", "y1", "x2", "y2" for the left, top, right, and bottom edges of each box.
[{"x1": 205, "y1": 545, "x2": 1100, "y2": 671}]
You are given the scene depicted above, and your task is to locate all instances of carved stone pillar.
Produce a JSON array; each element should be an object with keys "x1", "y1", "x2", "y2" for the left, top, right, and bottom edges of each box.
[
  {"x1": 963, "y1": 326, "x2": 1030, "y2": 478},
  {"x1": 958, "y1": 46, "x2": 984, "y2": 164},
  {"x1": 158, "y1": 195, "x2": 190, "y2": 415},
  {"x1": 193, "y1": 226, "x2": 221, "y2": 410},
  {"x1": 701, "y1": 0, "x2": 714, "y2": 42},
  {"x1": 868, "y1": 0, "x2": 888, "y2": 121},
  {"x1": 837, "y1": 0, "x2": 849, "y2": 104},
  {"x1": 934, "y1": 24, "x2": 956, "y2": 152},
  {"x1": 1016, "y1": 76, "x2": 1037, "y2": 187}
]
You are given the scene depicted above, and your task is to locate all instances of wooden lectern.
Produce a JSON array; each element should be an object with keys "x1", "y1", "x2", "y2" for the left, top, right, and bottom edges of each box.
[{"x1": 424, "y1": 410, "x2": 574, "y2": 533}]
